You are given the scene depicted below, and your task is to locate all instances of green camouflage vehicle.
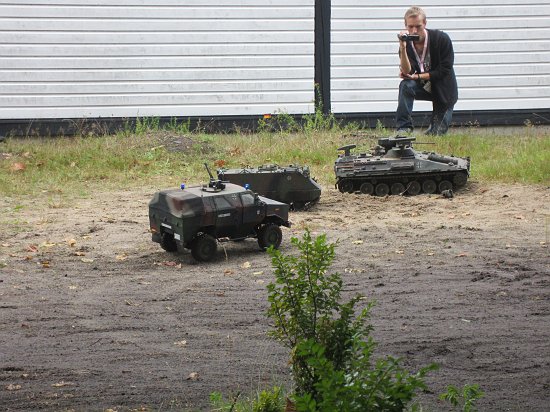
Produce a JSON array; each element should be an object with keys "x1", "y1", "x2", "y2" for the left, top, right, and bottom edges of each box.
[
  {"x1": 148, "y1": 166, "x2": 290, "y2": 262},
  {"x1": 217, "y1": 164, "x2": 322, "y2": 210},
  {"x1": 335, "y1": 136, "x2": 470, "y2": 196}
]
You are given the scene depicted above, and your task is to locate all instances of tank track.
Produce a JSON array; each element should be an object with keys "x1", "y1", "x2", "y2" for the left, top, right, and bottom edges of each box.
[{"x1": 336, "y1": 170, "x2": 468, "y2": 196}]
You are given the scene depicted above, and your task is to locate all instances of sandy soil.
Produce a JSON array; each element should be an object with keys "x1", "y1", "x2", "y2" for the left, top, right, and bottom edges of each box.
[{"x1": 1, "y1": 182, "x2": 549, "y2": 411}]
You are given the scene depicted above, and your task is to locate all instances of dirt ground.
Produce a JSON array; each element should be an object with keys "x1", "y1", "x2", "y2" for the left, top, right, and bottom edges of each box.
[{"x1": 1, "y1": 181, "x2": 549, "y2": 411}]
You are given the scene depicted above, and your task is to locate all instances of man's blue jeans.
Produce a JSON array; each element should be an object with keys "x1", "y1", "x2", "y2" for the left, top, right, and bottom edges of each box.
[{"x1": 396, "y1": 79, "x2": 454, "y2": 135}]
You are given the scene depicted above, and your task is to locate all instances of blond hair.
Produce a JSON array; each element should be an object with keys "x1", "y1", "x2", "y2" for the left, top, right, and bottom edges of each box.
[{"x1": 404, "y1": 6, "x2": 426, "y2": 24}]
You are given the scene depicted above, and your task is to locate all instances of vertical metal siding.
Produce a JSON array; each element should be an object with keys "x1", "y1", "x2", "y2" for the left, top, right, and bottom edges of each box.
[
  {"x1": 331, "y1": 0, "x2": 550, "y2": 114},
  {"x1": 0, "y1": 0, "x2": 315, "y2": 119}
]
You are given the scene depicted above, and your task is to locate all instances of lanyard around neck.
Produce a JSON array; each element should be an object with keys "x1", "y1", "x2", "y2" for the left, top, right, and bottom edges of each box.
[{"x1": 412, "y1": 30, "x2": 428, "y2": 73}]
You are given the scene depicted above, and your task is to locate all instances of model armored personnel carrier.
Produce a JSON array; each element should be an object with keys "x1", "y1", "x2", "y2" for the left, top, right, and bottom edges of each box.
[
  {"x1": 217, "y1": 164, "x2": 321, "y2": 210},
  {"x1": 149, "y1": 164, "x2": 290, "y2": 262},
  {"x1": 334, "y1": 136, "x2": 470, "y2": 196}
]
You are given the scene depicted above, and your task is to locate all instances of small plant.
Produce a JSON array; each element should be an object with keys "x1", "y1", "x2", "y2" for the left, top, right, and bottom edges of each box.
[
  {"x1": 440, "y1": 384, "x2": 485, "y2": 412},
  {"x1": 253, "y1": 386, "x2": 285, "y2": 412},
  {"x1": 266, "y1": 230, "x2": 437, "y2": 410},
  {"x1": 166, "y1": 117, "x2": 192, "y2": 134},
  {"x1": 209, "y1": 387, "x2": 285, "y2": 412}
]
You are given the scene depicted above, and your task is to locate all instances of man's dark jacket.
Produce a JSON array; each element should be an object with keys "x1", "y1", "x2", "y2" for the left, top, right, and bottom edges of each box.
[{"x1": 406, "y1": 28, "x2": 458, "y2": 108}]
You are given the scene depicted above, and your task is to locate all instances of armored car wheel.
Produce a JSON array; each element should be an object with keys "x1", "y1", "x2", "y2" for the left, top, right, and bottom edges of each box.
[
  {"x1": 422, "y1": 179, "x2": 437, "y2": 194},
  {"x1": 258, "y1": 223, "x2": 283, "y2": 250},
  {"x1": 191, "y1": 233, "x2": 218, "y2": 262},
  {"x1": 160, "y1": 232, "x2": 178, "y2": 252}
]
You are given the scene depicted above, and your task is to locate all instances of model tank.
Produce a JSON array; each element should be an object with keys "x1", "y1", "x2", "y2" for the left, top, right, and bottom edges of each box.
[
  {"x1": 217, "y1": 164, "x2": 322, "y2": 210},
  {"x1": 334, "y1": 136, "x2": 470, "y2": 196}
]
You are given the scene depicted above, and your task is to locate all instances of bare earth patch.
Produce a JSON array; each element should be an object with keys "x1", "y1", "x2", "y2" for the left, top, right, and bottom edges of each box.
[{"x1": 1, "y1": 182, "x2": 549, "y2": 411}]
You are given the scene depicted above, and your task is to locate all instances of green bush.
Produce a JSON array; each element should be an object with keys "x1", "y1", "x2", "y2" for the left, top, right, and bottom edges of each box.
[
  {"x1": 440, "y1": 384, "x2": 485, "y2": 412},
  {"x1": 266, "y1": 230, "x2": 437, "y2": 411},
  {"x1": 253, "y1": 386, "x2": 285, "y2": 412}
]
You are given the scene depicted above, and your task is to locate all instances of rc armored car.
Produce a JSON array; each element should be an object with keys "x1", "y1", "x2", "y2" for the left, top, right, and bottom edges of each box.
[
  {"x1": 217, "y1": 164, "x2": 321, "y2": 210},
  {"x1": 335, "y1": 136, "x2": 470, "y2": 196},
  {"x1": 149, "y1": 165, "x2": 290, "y2": 262}
]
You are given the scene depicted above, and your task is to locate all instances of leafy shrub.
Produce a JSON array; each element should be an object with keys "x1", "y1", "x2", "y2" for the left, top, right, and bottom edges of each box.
[
  {"x1": 440, "y1": 384, "x2": 485, "y2": 412},
  {"x1": 266, "y1": 230, "x2": 437, "y2": 411},
  {"x1": 253, "y1": 386, "x2": 285, "y2": 412}
]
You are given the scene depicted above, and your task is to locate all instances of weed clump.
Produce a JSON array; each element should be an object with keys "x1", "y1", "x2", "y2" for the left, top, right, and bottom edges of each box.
[{"x1": 266, "y1": 230, "x2": 437, "y2": 411}]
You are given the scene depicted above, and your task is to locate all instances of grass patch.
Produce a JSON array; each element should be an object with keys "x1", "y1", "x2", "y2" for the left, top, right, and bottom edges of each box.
[{"x1": 0, "y1": 126, "x2": 548, "y2": 199}]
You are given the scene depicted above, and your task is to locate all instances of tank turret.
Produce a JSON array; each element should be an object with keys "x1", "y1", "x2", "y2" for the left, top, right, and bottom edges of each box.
[{"x1": 334, "y1": 136, "x2": 470, "y2": 196}]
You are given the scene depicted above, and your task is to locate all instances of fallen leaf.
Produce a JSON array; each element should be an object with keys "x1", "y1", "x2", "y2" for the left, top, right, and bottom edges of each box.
[
  {"x1": 51, "y1": 381, "x2": 74, "y2": 387},
  {"x1": 125, "y1": 300, "x2": 139, "y2": 306},
  {"x1": 73, "y1": 251, "x2": 86, "y2": 256},
  {"x1": 514, "y1": 215, "x2": 525, "y2": 220},
  {"x1": 461, "y1": 318, "x2": 472, "y2": 323},
  {"x1": 216, "y1": 292, "x2": 225, "y2": 297},
  {"x1": 10, "y1": 162, "x2": 26, "y2": 172},
  {"x1": 455, "y1": 253, "x2": 468, "y2": 257},
  {"x1": 116, "y1": 253, "x2": 128, "y2": 261},
  {"x1": 214, "y1": 159, "x2": 226, "y2": 168},
  {"x1": 187, "y1": 372, "x2": 199, "y2": 381},
  {"x1": 395, "y1": 250, "x2": 404, "y2": 254},
  {"x1": 40, "y1": 260, "x2": 51, "y2": 268},
  {"x1": 68, "y1": 286, "x2": 77, "y2": 290},
  {"x1": 252, "y1": 271, "x2": 264, "y2": 276},
  {"x1": 174, "y1": 340, "x2": 187, "y2": 347},
  {"x1": 81, "y1": 258, "x2": 94, "y2": 263},
  {"x1": 66, "y1": 239, "x2": 77, "y2": 247},
  {"x1": 223, "y1": 269, "x2": 235, "y2": 275},
  {"x1": 241, "y1": 261, "x2": 251, "y2": 269},
  {"x1": 26, "y1": 244, "x2": 38, "y2": 253},
  {"x1": 40, "y1": 242, "x2": 56, "y2": 248},
  {"x1": 352, "y1": 240, "x2": 363, "y2": 245},
  {"x1": 1, "y1": 243, "x2": 10, "y2": 247},
  {"x1": 162, "y1": 261, "x2": 178, "y2": 267},
  {"x1": 447, "y1": 214, "x2": 456, "y2": 219},
  {"x1": 5, "y1": 384, "x2": 22, "y2": 391}
]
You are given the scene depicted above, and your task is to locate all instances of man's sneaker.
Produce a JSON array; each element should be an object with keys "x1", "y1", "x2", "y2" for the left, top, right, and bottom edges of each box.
[{"x1": 396, "y1": 128, "x2": 412, "y2": 136}]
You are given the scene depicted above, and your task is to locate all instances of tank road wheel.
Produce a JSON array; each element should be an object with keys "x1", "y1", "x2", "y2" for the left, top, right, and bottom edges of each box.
[
  {"x1": 453, "y1": 172, "x2": 468, "y2": 187},
  {"x1": 292, "y1": 201, "x2": 306, "y2": 211},
  {"x1": 422, "y1": 179, "x2": 437, "y2": 194},
  {"x1": 160, "y1": 232, "x2": 178, "y2": 252},
  {"x1": 359, "y1": 182, "x2": 374, "y2": 195},
  {"x1": 191, "y1": 233, "x2": 218, "y2": 262},
  {"x1": 406, "y1": 181, "x2": 421, "y2": 196},
  {"x1": 375, "y1": 183, "x2": 390, "y2": 197},
  {"x1": 258, "y1": 223, "x2": 283, "y2": 250},
  {"x1": 438, "y1": 180, "x2": 453, "y2": 192},
  {"x1": 338, "y1": 180, "x2": 354, "y2": 194},
  {"x1": 391, "y1": 182, "x2": 406, "y2": 195}
]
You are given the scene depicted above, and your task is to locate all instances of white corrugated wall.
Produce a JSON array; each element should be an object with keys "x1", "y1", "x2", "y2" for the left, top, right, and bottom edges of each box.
[
  {"x1": 331, "y1": 0, "x2": 550, "y2": 114},
  {"x1": 0, "y1": 0, "x2": 315, "y2": 119}
]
